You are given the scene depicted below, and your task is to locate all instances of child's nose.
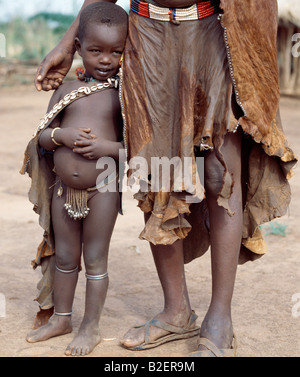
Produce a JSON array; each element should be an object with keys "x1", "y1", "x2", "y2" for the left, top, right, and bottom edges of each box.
[{"x1": 99, "y1": 53, "x2": 110, "y2": 64}]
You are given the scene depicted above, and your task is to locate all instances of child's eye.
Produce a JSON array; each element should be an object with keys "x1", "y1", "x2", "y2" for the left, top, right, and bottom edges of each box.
[{"x1": 113, "y1": 51, "x2": 122, "y2": 55}]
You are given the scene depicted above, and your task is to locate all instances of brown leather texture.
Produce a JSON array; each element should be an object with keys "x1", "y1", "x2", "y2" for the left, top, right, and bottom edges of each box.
[{"x1": 121, "y1": 4, "x2": 297, "y2": 263}]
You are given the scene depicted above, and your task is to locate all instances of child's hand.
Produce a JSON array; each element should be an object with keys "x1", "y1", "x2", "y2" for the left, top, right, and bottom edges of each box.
[
  {"x1": 57, "y1": 127, "x2": 94, "y2": 149},
  {"x1": 72, "y1": 137, "x2": 106, "y2": 160}
]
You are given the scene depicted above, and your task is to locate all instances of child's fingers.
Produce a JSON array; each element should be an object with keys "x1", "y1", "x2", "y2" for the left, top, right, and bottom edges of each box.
[
  {"x1": 73, "y1": 144, "x2": 92, "y2": 153},
  {"x1": 72, "y1": 147, "x2": 83, "y2": 154},
  {"x1": 82, "y1": 153, "x2": 94, "y2": 159},
  {"x1": 73, "y1": 148, "x2": 94, "y2": 160},
  {"x1": 77, "y1": 129, "x2": 97, "y2": 140},
  {"x1": 74, "y1": 139, "x2": 93, "y2": 147}
]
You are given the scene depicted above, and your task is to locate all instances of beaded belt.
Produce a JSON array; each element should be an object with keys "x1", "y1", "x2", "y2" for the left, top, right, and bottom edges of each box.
[{"x1": 130, "y1": 0, "x2": 221, "y2": 23}]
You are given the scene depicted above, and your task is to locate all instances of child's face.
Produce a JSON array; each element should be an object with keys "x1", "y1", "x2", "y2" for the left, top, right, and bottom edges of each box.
[{"x1": 76, "y1": 23, "x2": 126, "y2": 82}]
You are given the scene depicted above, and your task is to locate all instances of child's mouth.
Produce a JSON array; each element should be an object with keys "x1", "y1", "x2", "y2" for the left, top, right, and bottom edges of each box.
[{"x1": 96, "y1": 69, "x2": 111, "y2": 76}]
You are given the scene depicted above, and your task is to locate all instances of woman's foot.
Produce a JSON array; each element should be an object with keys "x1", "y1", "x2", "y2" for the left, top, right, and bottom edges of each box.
[
  {"x1": 26, "y1": 314, "x2": 72, "y2": 343},
  {"x1": 198, "y1": 310, "x2": 234, "y2": 350},
  {"x1": 120, "y1": 309, "x2": 195, "y2": 349},
  {"x1": 65, "y1": 323, "x2": 101, "y2": 356}
]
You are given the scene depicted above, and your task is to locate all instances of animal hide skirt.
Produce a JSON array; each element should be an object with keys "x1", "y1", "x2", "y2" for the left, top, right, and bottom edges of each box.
[{"x1": 121, "y1": 8, "x2": 297, "y2": 264}]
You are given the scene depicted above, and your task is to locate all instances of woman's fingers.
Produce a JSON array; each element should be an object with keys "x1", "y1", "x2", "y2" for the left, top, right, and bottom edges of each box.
[{"x1": 34, "y1": 58, "x2": 53, "y2": 91}]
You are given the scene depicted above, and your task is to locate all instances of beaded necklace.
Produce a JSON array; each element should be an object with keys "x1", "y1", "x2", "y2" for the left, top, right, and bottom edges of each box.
[
  {"x1": 80, "y1": 75, "x2": 97, "y2": 83},
  {"x1": 75, "y1": 67, "x2": 99, "y2": 82},
  {"x1": 75, "y1": 67, "x2": 119, "y2": 84}
]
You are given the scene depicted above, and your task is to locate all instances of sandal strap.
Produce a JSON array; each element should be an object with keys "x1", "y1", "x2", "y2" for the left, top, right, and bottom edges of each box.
[
  {"x1": 198, "y1": 337, "x2": 225, "y2": 357},
  {"x1": 196, "y1": 333, "x2": 237, "y2": 357},
  {"x1": 139, "y1": 311, "x2": 198, "y2": 344}
]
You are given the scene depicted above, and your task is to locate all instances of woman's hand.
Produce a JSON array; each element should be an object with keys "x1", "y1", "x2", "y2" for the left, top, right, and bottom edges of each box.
[
  {"x1": 35, "y1": 44, "x2": 75, "y2": 91},
  {"x1": 34, "y1": 1, "x2": 109, "y2": 91}
]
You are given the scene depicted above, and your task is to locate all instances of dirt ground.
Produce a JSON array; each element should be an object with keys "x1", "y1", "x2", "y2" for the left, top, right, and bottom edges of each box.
[{"x1": 0, "y1": 85, "x2": 299, "y2": 358}]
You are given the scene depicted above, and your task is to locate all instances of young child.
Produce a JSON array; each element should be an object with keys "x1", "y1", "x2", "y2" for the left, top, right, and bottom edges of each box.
[
  {"x1": 24, "y1": 2, "x2": 128, "y2": 356},
  {"x1": 31, "y1": 0, "x2": 297, "y2": 358}
]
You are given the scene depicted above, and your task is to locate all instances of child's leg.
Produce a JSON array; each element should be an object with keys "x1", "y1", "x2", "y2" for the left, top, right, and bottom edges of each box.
[
  {"x1": 65, "y1": 190, "x2": 120, "y2": 356},
  {"x1": 27, "y1": 188, "x2": 82, "y2": 343},
  {"x1": 200, "y1": 130, "x2": 242, "y2": 349}
]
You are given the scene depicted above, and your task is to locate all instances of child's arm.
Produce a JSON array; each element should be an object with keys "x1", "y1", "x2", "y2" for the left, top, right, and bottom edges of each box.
[
  {"x1": 38, "y1": 89, "x2": 63, "y2": 150},
  {"x1": 39, "y1": 87, "x2": 94, "y2": 151},
  {"x1": 39, "y1": 125, "x2": 94, "y2": 151},
  {"x1": 73, "y1": 138, "x2": 125, "y2": 161}
]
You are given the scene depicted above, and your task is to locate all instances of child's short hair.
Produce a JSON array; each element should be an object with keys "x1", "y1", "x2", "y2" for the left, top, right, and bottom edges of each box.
[{"x1": 78, "y1": 2, "x2": 128, "y2": 40}]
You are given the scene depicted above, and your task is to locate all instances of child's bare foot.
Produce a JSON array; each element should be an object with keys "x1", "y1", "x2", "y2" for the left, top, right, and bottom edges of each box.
[
  {"x1": 65, "y1": 324, "x2": 101, "y2": 356},
  {"x1": 26, "y1": 315, "x2": 72, "y2": 343}
]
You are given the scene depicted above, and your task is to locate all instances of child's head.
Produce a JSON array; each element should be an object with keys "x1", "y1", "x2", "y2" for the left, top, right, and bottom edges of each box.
[{"x1": 75, "y1": 2, "x2": 128, "y2": 82}]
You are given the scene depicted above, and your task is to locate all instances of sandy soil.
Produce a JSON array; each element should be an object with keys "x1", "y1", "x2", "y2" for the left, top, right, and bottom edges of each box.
[{"x1": 0, "y1": 86, "x2": 299, "y2": 358}]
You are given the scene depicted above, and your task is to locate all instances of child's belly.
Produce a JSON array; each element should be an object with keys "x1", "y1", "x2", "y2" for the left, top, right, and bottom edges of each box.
[{"x1": 54, "y1": 147, "x2": 100, "y2": 189}]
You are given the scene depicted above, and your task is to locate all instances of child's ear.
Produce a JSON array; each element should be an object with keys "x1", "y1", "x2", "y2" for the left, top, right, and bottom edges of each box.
[{"x1": 75, "y1": 37, "x2": 82, "y2": 56}]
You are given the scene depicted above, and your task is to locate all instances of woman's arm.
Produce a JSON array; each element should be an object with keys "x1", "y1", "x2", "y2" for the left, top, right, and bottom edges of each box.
[
  {"x1": 38, "y1": 87, "x2": 93, "y2": 150},
  {"x1": 35, "y1": 0, "x2": 117, "y2": 92}
]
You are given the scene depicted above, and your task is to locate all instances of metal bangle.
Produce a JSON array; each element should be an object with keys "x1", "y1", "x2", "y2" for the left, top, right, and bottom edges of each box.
[
  {"x1": 85, "y1": 272, "x2": 108, "y2": 280},
  {"x1": 54, "y1": 311, "x2": 73, "y2": 316},
  {"x1": 51, "y1": 127, "x2": 63, "y2": 146},
  {"x1": 56, "y1": 265, "x2": 78, "y2": 274}
]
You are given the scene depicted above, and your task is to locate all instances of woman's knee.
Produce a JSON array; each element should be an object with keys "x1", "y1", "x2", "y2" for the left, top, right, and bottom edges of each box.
[
  {"x1": 204, "y1": 158, "x2": 224, "y2": 197},
  {"x1": 204, "y1": 135, "x2": 242, "y2": 198}
]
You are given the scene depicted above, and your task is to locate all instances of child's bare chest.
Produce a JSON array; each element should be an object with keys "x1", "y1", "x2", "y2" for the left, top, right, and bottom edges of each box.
[{"x1": 60, "y1": 88, "x2": 121, "y2": 136}]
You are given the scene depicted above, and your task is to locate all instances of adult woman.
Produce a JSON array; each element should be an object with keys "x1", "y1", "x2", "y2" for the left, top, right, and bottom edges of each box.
[{"x1": 34, "y1": 0, "x2": 297, "y2": 356}]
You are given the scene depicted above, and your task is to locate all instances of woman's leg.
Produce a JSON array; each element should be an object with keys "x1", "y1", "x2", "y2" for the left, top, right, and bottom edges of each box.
[
  {"x1": 27, "y1": 187, "x2": 82, "y2": 343},
  {"x1": 200, "y1": 130, "x2": 243, "y2": 349},
  {"x1": 120, "y1": 218, "x2": 194, "y2": 348},
  {"x1": 152, "y1": 239, "x2": 192, "y2": 320},
  {"x1": 65, "y1": 190, "x2": 119, "y2": 356},
  {"x1": 121, "y1": 131, "x2": 242, "y2": 350}
]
